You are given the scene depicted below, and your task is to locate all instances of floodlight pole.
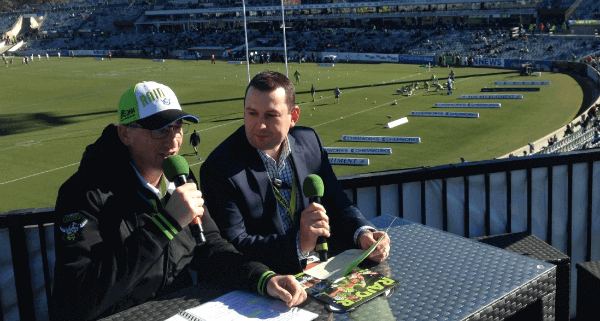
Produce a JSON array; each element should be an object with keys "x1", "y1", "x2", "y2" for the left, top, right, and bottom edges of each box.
[
  {"x1": 242, "y1": 0, "x2": 251, "y2": 83},
  {"x1": 280, "y1": 0, "x2": 288, "y2": 78}
]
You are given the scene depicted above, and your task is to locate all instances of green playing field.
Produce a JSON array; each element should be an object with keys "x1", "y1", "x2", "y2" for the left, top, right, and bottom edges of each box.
[{"x1": 0, "y1": 57, "x2": 583, "y2": 211}]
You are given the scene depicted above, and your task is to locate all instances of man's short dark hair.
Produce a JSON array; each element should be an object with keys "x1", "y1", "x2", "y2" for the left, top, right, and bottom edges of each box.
[{"x1": 244, "y1": 71, "x2": 296, "y2": 111}]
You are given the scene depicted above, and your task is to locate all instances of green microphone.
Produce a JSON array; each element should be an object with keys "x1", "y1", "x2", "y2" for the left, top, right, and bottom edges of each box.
[
  {"x1": 163, "y1": 155, "x2": 206, "y2": 245},
  {"x1": 302, "y1": 174, "x2": 328, "y2": 262}
]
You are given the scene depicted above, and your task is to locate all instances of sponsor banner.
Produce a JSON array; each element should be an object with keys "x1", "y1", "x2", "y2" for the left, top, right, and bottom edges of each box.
[
  {"x1": 472, "y1": 57, "x2": 504, "y2": 67},
  {"x1": 460, "y1": 94, "x2": 523, "y2": 99},
  {"x1": 342, "y1": 135, "x2": 421, "y2": 143},
  {"x1": 227, "y1": 61, "x2": 243, "y2": 64},
  {"x1": 92, "y1": 50, "x2": 111, "y2": 56},
  {"x1": 398, "y1": 54, "x2": 435, "y2": 64},
  {"x1": 178, "y1": 54, "x2": 196, "y2": 60},
  {"x1": 329, "y1": 158, "x2": 369, "y2": 166},
  {"x1": 504, "y1": 59, "x2": 553, "y2": 70},
  {"x1": 153, "y1": 59, "x2": 165, "y2": 62},
  {"x1": 435, "y1": 103, "x2": 501, "y2": 108},
  {"x1": 363, "y1": 53, "x2": 398, "y2": 63},
  {"x1": 387, "y1": 117, "x2": 408, "y2": 129},
  {"x1": 325, "y1": 147, "x2": 392, "y2": 155},
  {"x1": 317, "y1": 63, "x2": 335, "y2": 67},
  {"x1": 411, "y1": 111, "x2": 479, "y2": 118},
  {"x1": 336, "y1": 52, "x2": 398, "y2": 63},
  {"x1": 494, "y1": 81, "x2": 551, "y2": 85},
  {"x1": 571, "y1": 20, "x2": 600, "y2": 26},
  {"x1": 481, "y1": 87, "x2": 540, "y2": 92},
  {"x1": 93, "y1": 57, "x2": 103, "y2": 61}
]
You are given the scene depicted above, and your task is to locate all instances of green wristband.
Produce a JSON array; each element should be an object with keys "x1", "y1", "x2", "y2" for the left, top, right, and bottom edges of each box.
[{"x1": 257, "y1": 271, "x2": 276, "y2": 296}]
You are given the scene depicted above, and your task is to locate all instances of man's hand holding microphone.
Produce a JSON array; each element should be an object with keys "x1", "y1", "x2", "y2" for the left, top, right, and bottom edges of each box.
[
  {"x1": 163, "y1": 155, "x2": 206, "y2": 245},
  {"x1": 301, "y1": 174, "x2": 391, "y2": 263},
  {"x1": 163, "y1": 155, "x2": 306, "y2": 307}
]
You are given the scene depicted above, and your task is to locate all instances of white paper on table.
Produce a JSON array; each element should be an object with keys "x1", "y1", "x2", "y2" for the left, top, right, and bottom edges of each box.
[
  {"x1": 303, "y1": 249, "x2": 365, "y2": 280},
  {"x1": 166, "y1": 290, "x2": 318, "y2": 321},
  {"x1": 304, "y1": 233, "x2": 386, "y2": 281}
]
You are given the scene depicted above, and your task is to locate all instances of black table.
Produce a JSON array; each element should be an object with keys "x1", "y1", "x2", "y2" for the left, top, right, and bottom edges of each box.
[{"x1": 102, "y1": 215, "x2": 557, "y2": 321}]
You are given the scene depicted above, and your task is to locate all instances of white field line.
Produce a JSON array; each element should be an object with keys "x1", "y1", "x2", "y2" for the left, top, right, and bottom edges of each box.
[
  {"x1": 298, "y1": 73, "x2": 421, "y2": 106},
  {"x1": 3, "y1": 74, "x2": 465, "y2": 185},
  {"x1": 0, "y1": 162, "x2": 80, "y2": 185},
  {"x1": 0, "y1": 128, "x2": 103, "y2": 152},
  {"x1": 313, "y1": 77, "x2": 471, "y2": 128}
]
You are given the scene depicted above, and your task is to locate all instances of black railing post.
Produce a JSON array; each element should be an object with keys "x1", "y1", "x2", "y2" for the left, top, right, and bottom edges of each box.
[
  {"x1": 507, "y1": 171, "x2": 512, "y2": 233},
  {"x1": 7, "y1": 209, "x2": 37, "y2": 321}
]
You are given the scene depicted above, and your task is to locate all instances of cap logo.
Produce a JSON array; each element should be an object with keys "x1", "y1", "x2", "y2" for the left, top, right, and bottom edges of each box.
[{"x1": 139, "y1": 88, "x2": 166, "y2": 107}]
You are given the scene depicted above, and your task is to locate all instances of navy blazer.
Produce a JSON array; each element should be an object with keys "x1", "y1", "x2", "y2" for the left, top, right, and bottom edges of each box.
[{"x1": 200, "y1": 125, "x2": 373, "y2": 274}]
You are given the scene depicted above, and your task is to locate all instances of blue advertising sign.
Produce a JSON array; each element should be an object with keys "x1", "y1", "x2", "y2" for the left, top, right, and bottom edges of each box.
[
  {"x1": 472, "y1": 57, "x2": 504, "y2": 67},
  {"x1": 398, "y1": 54, "x2": 435, "y2": 64}
]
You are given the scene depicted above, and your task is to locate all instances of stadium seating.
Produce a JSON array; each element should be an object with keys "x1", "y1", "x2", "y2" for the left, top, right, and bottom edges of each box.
[
  {"x1": 0, "y1": 0, "x2": 596, "y2": 62},
  {"x1": 536, "y1": 122, "x2": 597, "y2": 155}
]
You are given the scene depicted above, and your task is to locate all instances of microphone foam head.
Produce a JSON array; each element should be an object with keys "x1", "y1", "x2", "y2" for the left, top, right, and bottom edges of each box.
[
  {"x1": 162, "y1": 155, "x2": 189, "y2": 181},
  {"x1": 303, "y1": 174, "x2": 324, "y2": 198}
]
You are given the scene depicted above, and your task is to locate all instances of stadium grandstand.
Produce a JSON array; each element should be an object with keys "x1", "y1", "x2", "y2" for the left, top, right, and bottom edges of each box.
[
  {"x1": 0, "y1": 0, "x2": 597, "y2": 60},
  {"x1": 4, "y1": 1, "x2": 600, "y2": 321}
]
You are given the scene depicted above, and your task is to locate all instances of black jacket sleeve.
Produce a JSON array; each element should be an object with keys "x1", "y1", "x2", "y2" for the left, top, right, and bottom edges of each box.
[
  {"x1": 190, "y1": 207, "x2": 272, "y2": 291},
  {"x1": 51, "y1": 171, "x2": 273, "y2": 321},
  {"x1": 51, "y1": 175, "x2": 176, "y2": 321}
]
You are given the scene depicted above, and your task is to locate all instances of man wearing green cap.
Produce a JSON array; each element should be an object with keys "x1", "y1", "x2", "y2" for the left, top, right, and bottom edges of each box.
[
  {"x1": 51, "y1": 81, "x2": 306, "y2": 321},
  {"x1": 200, "y1": 71, "x2": 391, "y2": 275}
]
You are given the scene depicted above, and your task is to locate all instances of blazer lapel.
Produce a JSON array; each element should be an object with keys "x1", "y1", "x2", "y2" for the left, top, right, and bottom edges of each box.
[{"x1": 288, "y1": 134, "x2": 310, "y2": 210}]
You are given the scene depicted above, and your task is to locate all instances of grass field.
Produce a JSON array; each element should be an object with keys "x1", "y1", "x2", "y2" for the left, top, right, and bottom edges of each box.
[{"x1": 0, "y1": 57, "x2": 584, "y2": 211}]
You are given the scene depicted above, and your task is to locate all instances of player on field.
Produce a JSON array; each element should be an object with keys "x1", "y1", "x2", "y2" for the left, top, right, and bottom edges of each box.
[
  {"x1": 189, "y1": 129, "x2": 201, "y2": 155},
  {"x1": 334, "y1": 86, "x2": 342, "y2": 104}
]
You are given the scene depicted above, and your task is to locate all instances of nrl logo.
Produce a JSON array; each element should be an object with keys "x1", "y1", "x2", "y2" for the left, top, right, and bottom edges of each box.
[
  {"x1": 60, "y1": 217, "x2": 88, "y2": 242},
  {"x1": 161, "y1": 98, "x2": 171, "y2": 105}
]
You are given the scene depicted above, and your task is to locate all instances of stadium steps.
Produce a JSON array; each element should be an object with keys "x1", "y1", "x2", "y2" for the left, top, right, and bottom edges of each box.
[{"x1": 537, "y1": 124, "x2": 597, "y2": 155}]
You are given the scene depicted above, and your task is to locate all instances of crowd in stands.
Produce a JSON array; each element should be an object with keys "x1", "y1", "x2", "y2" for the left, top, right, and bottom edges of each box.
[{"x1": 0, "y1": 0, "x2": 599, "y2": 64}]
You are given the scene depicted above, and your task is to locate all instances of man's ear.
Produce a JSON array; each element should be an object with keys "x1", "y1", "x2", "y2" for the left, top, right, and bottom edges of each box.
[
  {"x1": 117, "y1": 124, "x2": 133, "y2": 147},
  {"x1": 290, "y1": 106, "x2": 300, "y2": 128}
]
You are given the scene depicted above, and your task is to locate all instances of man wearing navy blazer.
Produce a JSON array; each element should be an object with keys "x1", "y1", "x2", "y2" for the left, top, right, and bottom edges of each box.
[{"x1": 200, "y1": 71, "x2": 390, "y2": 275}]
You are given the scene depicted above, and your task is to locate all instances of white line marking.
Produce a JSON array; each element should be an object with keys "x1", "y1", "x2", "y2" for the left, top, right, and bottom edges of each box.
[
  {"x1": 0, "y1": 128, "x2": 102, "y2": 152},
  {"x1": 0, "y1": 162, "x2": 80, "y2": 185},
  {"x1": 3, "y1": 74, "x2": 460, "y2": 185},
  {"x1": 313, "y1": 77, "x2": 471, "y2": 128}
]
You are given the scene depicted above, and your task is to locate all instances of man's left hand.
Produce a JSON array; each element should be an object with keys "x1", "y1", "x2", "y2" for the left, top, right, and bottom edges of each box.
[
  {"x1": 266, "y1": 275, "x2": 307, "y2": 307},
  {"x1": 359, "y1": 231, "x2": 391, "y2": 262}
]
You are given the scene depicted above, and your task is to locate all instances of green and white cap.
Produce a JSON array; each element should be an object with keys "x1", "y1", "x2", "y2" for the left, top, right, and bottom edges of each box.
[{"x1": 118, "y1": 81, "x2": 199, "y2": 130}]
